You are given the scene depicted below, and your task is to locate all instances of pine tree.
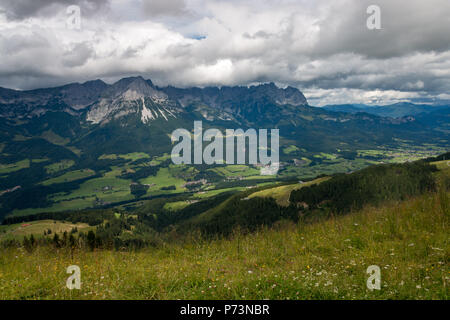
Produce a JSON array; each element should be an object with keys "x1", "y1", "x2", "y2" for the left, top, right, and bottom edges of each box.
[
  {"x1": 69, "y1": 234, "x2": 76, "y2": 248},
  {"x1": 87, "y1": 230, "x2": 96, "y2": 251},
  {"x1": 29, "y1": 234, "x2": 35, "y2": 246},
  {"x1": 53, "y1": 233, "x2": 60, "y2": 248}
]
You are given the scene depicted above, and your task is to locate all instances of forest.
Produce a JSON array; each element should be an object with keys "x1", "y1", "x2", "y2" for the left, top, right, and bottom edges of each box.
[{"x1": 1, "y1": 158, "x2": 444, "y2": 251}]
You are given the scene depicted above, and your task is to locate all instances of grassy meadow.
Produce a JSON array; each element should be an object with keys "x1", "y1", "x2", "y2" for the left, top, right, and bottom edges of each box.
[
  {"x1": 247, "y1": 177, "x2": 329, "y2": 206},
  {"x1": 0, "y1": 187, "x2": 448, "y2": 300}
]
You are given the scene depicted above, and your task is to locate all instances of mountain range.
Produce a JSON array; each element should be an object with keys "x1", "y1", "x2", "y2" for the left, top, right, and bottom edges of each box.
[
  {"x1": 0, "y1": 76, "x2": 448, "y2": 217},
  {"x1": 1, "y1": 76, "x2": 448, "y2": 159},
  {"x1": 322, "y1": 102, "x2": 449, "y2": 118}
]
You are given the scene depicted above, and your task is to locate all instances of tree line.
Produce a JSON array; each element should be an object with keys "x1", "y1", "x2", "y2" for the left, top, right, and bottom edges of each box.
[{"x1": 289, "y1": 161, "x2": 437, "y2": 214}]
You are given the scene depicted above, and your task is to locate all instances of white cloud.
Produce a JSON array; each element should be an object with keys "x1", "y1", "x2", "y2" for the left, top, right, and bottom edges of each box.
[
  {"x1": 304, "y1": 88, "x2": 424, "y2": 106},
  {"x1": 0, "y1": 0, "x2": 449, "y2": 105}
]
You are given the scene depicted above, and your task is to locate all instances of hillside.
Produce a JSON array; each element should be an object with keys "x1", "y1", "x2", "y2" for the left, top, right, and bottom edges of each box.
[
  {"x1": 0, "y1": 172, "x2": 448, "y2": 299},
  {"x1": 322, "y1": 103, "x2": 450, "y2": 119},
  {"x1": 0, "y1": 156, "x2": 448, "y2": 298},
  {"x1": 1, "y1": 77, "x2": 448, "y2": 219}
]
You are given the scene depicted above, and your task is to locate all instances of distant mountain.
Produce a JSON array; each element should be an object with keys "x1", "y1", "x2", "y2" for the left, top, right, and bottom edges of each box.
[
  {"x1": 322, "y1": 102, "x2": 449, "y2": 118},
  {"x1": 0, "y1": 76, "x2": 449, "y2": 218},
  {"x1": 0, "y1": 77, "x2": 448, "y2": 164},
  {"x1": 86, "y1": 76, "x2": 179, "y2": 124},
  {"x1": 160, "y1": 82, "x2": 308, "y2": 124}
]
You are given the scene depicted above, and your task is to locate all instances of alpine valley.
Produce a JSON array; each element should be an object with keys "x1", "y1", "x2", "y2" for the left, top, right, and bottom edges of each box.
[{"x1": 0, "y1": 76, "x2": 448, "y2": 219}]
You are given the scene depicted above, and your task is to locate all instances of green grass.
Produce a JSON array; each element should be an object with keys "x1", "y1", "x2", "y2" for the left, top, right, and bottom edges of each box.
[
  {"x1": 41, "y1": 130, "x2": 70, "y2": 146},
  {"x1": 212, "y1": 165, "x2": 261, "y2": 178},
  {"x1": 433, "y1": 160, "x2": 450, "y2": 170},
  {"x1": 163, "y1": 201, "x2": 192, "y2": 211},
  {"x1": 280, "y1": 158, "x2": 373, "y2": 179},
  {"x1": 67, "y1": 146, "x2": 82, "y2": 156},
  {"x1": 99, "y1": 153, "x2": 150, "y2": 161},
  {"x1": 44, "y1": 160, "x2": 75, "y2": 174},
  {"x1": 0, "y1": 159, "x2": 30, "y2": 174},
  {"x1": 0, "y1": 188, "x2": 448, "y2": 300},
  {"x1": 32, "y1": 158, "x2": 49, "y2": 164},
  {"x1": 357, "y1": 146, "x2": 448, "y2": 163},
  {"x1": 41, "y1": 169, "x2": 95, "y2": 186},
  {"x1": 0, "y1": 220, "x2": 90, "y2": 241},
  {"x1": 283, "y1": 145, "x2": 300, "y2": 155},
  {"x1": 11, "y1": 197, "x2": 99, "y2": 216},
  {"x1": 49, "y1": 168, "x2": 134, "y2": 203},
  {"x1": 12, "y1": 134, "x2": 30, "y2": 141},
  {"x1": 11, "y1": 168, "x2": 135, "y2": 216},
  {"x1": 313, "y1": 152, "x2": 337, "y2": 160},
  {"x1": 140, "y1": 167, "x2": 186, "y2": 192},
  {"x1": 192, "y1": 187, "x2": 248, "y2": 199},
  {"x1": 247, "y1": 177, "x2": 329, "y2": 206}
]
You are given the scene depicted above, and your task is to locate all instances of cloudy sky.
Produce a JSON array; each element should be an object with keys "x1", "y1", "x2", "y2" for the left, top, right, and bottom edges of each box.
[{"x1": 0, "y1": 0, "x2": 449, "y2": 105}]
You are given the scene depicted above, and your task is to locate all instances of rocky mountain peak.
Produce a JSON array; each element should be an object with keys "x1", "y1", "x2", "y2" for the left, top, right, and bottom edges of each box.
[{"x1": 103, "y1": 76, "x2": 167, "y2": 101}]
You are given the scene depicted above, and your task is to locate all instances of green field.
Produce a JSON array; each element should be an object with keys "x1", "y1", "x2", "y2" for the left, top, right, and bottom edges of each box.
[
  {"x1": 0, "y1": 189, "x2": 447, "y2": 299},
  {"x1": 247, "y1": 177, "x2": 329, "y2": 206},
  {"x1": 212, "y1": 165, "x2": 261, "y2": 178},
  {"x1": 0, "y1": 156, "x2": 448, "y2": 300},
  {"x1": 1, "y1": 146, "x2": 447, "y2": 220},
  {"x1": 99, "y1": 153, "x2": 150, "y2": 161},
  {"x1": 11, "y1": 197, "x2": 100, "y2": 216},
  {"x1": 140, "y1": 167, "x2": 187, "y2": 192},
  {"x1": 283, "y1": 145, "x2": 300, "y2": 155},
  {"x1": 0, "y1": 159, "x2": 30, "y2": 175},
  {"x1": 41, "y1": 130, "x2": 70, "y2": 146},
  {"x1": 433, "y1": 160, "x2": 450, "y2": 170},
  {"x1": 32, "y1": 158, "x2": 49, "y2": 164},
  {"x1": 192, "y1": 187, "x2": 247, "y2": 199},
  {"x1": 0, "y1": 220, "x2": 91, "y2": 241},
  {"x1": 163, "y1": 201, "x2": 193, "y2": 211},
  {"x1": 41, "y1": 169, "x2": 95, "y2": 186},
  {"x1": 44, "y1": 160, "x2": 75, "y2": 174},
  {"x1": 50, "y1": 168, "x2": 134, "y2": 203}
]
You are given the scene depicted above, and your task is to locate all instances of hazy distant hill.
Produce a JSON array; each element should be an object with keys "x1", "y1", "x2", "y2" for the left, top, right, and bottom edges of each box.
[{"x1": 322, "y1": 102, "x2": 449, "y2": 118}]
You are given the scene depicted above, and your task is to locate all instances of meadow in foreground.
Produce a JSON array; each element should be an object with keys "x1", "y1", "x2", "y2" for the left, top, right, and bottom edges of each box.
[{"x1": 0, "y1": 188, "x2": 448, "y2": 300}]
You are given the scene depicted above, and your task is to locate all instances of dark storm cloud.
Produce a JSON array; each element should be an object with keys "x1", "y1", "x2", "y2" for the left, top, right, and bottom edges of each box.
[
  {"x1": 62, "y1": 42, "x2": 94, "y2": 67},
  {"x1": 142, "y1": 0, "x2": 188, "y2": 17},
  {"x1": 0, "y1": 0, "x2": 110, "y2": 20},
  {"x1": 0, "y1": 0, "x2": 449, "y2": 105},
  {"x1": 313, "y1": 0, "x2": 450, "y2": 59}
]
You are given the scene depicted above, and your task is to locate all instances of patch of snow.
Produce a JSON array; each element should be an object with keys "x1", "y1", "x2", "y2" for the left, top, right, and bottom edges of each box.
[
  {"x1": 164, "y1": 107, "x2": 177, "y2": 118},
  {"x1": 141, "y1": 98, "x2": 155, "y2": 124},
  {"x1": 157, "y1": 107, "x2": 168, "y2": 121}
]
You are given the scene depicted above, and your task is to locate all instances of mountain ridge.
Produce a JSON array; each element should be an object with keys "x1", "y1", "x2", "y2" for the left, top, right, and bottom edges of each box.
[
  {"x1": 0, "y1": 77, "x2": 309, "y2": 123},
  {"x1": 322, "y1": 102, "x2": 449, "y2": 118}
]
